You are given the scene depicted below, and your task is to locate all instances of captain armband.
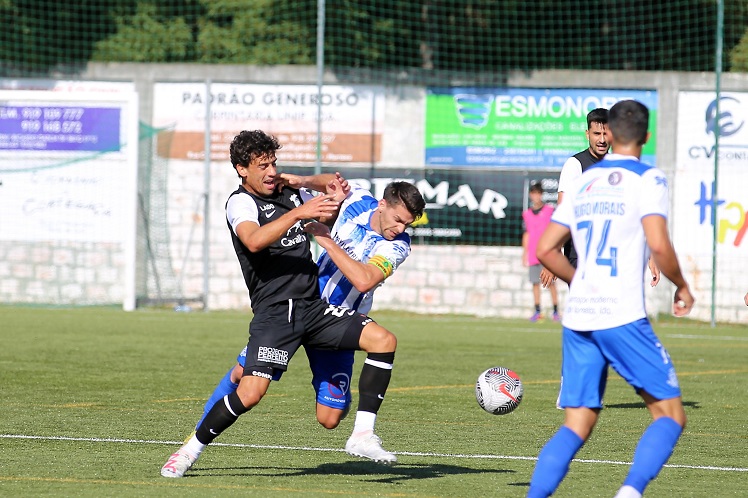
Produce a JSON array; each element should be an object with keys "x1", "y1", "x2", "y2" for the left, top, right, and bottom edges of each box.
[{"x1": 368, "y1": 255, "x2": 395, "y2": 278}]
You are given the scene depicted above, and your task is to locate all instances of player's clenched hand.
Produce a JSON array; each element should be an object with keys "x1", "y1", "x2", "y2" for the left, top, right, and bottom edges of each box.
[
  {"x1": 295, "y1": 194, "x2": 340, "y2": 220},
  {"x1": 672, "y1": 287, "x2": 694, "y2": 317},
  {"x1": 303, "y1": 221, "x2": 332, "y2": 239},
  {"x1": 275, "y1": 172, "x2": 304, "y2": 190},
  {"x1": 539, "y1": 267, "x2": 556, "y2": 288},
  {"x1": 326, "y1": 172, "x2": 350, "y2": 202},
  {"x1": 648, "y1": 256, "x2": 661, "y2": 287}
]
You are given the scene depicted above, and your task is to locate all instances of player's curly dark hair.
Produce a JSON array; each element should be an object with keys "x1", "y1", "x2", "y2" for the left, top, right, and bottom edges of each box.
[
  {"x1": 383, "y1": 181, "x2": 426, "y2": 221},
  {"x1": 229, "y1": 130, "x2": 282, "y2": 176}
]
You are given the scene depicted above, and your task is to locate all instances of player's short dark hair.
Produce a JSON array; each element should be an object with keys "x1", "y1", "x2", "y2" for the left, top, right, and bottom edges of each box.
[
  {"x1": 229, "y1": 130, "x2": 282, "y2": 172},
  {"x1": 608, "y1": 100, "x2": 649, "y2": 146},
  {"x1": 529, "y1": 182, "x2": 543, "y2": 194},
  {"x1": 383, "y1": 182, "x2": 426, "y2": 221},
  {"x1": 586, "y1": 108, "x2": 609, "y2": 129}
]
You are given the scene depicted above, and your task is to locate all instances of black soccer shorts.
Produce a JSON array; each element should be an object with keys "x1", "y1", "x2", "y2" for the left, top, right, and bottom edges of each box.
[{"x1": 243, "y1": 297, "x2": 373, "y2": 375}]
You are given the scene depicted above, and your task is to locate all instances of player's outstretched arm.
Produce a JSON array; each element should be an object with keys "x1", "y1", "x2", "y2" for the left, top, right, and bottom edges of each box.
[
  {"x1": 238, "y1": 195, "x2": 340, "y2": 252},
  {"x1": 275, "y1": 173, "x2": 350, "y2": 195},
  {"x1": 536, "y1": 222, "x2": 574, "y2": 285},
  {"x1": 277, "y1": 172, "x2": 350, "y2": 225},
  {"x1": 642, "y1": 215, "x2": 694, "y2": 316},
  {"x1": 303, "y1": 221, "x2": 387, "y2": 292}
]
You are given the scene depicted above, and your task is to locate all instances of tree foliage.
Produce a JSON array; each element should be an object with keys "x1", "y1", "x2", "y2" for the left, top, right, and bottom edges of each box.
[
  {"x1": 92, "y1": 3, "x2": 193, "y2": 63},
  {"x1": 1, "y1": 0, "x2": 747, "y2": 76},
  {"x1": 195, "y1": 0, "x2": 315, "y2": 64}
]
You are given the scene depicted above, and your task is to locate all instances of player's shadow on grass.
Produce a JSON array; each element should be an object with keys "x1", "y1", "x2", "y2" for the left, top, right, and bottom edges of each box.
[
  {"x1": 194, "y1": 461, "x2": 513, "y2": 484},
  {"x1": 606, "y1": 400, "x2": 700, "y2": 409}
]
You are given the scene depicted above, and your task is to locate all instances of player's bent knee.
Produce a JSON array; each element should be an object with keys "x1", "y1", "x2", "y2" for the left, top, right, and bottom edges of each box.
[
  {"x1": 316, "y1": 404, "x2": 346, "y2": 429},
  {"x1": 236, "y1": 376, "x2": 271, "y2": 408},
  {"x1": 230, "y1": 363, "x2": 243, "y2": 383},
  {"x1": 642, "y1": 392, "x2": 686, "y2": 427},
  {"x1": 380, "y1": 330, "x2": 397, "y2": 351},
  {"x1": 360, "y1": 323, "x2": 397, "y2": 352},
  {"x1": 317, "y1": 416, "x2": 342, "y2": 430}
]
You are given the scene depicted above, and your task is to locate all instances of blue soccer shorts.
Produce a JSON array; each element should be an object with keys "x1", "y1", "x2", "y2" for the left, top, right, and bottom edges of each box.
[
  {"x1": 558, "y1": 318, "x2": 681, "y2": 409},
  {"x1": 235, "y1": 345, "x2": 354, "y2": 411}
]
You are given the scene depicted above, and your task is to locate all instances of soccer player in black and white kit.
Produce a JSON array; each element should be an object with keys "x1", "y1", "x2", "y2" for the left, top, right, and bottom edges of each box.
[
  {"x1": 161, "y1": 130, "x2": 400, "y2": 477},
  {"x1": 557, "y1": 108, "x2": 610, "y2": 268}
]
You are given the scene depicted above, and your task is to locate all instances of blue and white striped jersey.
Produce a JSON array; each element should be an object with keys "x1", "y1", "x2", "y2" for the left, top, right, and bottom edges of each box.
[{"x1": 317, "y1": 186, "x2": 411, "y2": 314}]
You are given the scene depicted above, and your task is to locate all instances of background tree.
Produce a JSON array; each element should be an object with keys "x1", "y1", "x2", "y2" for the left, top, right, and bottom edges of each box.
[
  {"x1": 92, "y1": 3, "x2": 194, "y2": 63},
  {"x1": 2, "y1": 0, "x2": 748, "y2": 76}
]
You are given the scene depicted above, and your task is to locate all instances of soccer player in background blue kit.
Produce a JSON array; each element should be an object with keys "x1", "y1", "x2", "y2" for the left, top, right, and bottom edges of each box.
[
  {"x1": 528, "y1": 100, "x2": 695, "y2": 498},
  {"x1": 194, "y1": 179, "x2": 425, "y2": 444}
]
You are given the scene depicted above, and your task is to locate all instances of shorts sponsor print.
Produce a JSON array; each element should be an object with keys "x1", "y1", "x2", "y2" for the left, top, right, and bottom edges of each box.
[{"x1": 258, "y1": 346, "x2": 289, "y2": 365}]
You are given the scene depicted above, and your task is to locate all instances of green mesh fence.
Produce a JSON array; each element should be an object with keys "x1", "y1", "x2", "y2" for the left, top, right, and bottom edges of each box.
[
  {"x1": 1, "y1": 1, "x2": 747, "y2": 316},
  {"x1": 1, "y1": 1, "x2": 747, "y2": 75}
]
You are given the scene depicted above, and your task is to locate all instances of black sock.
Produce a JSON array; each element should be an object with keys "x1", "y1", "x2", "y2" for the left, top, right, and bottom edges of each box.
[
  {"x1": 357, "y1": 352, "x2": 395, "y2": 414},
  {"x1": 535, "y1": 305, "x2": 541, "y2": 313},
  {"x1": 553, "y1": 305, "x2": 558, "y2": 313},
  {"x1": 195, "y1": 391, "x2": 249, "y2": 444}
]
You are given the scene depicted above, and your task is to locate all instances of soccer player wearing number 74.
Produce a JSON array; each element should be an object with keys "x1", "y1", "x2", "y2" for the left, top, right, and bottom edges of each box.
[{"x1": 528, "y1": 100, "x2": 695, "y2": 498}]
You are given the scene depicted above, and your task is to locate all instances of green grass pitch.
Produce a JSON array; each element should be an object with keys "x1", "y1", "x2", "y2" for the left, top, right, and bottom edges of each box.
[{"x1": 1, "y1": 306, "x2": 746, "y2": 497}]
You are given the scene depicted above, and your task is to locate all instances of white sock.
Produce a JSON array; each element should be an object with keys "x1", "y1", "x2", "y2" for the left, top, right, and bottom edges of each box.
[
  {"x1": 614, "y1": 485, "x2": 642, "y2": 498},
  {"x1": 184, "y1": 435, "x2": 206, "y2": 459},
  {"x1": 352, "y1": 411, "x2": 377, "y2": 434}
]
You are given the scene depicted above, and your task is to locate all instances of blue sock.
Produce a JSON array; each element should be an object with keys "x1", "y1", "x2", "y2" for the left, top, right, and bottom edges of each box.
[
  {"x1": 196, "y1": 368, "x2": 239, "y2": 429},
  {"x1": 527, "y1": 426, "x2": 584, "y2": 498},
  {"x1": 623, "y1": 417, "x2": 683, "y2": 493}
]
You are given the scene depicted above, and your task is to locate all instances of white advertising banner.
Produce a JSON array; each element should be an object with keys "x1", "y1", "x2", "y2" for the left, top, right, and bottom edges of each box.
[
  {"x1": 0, "y1": 84, "x2": 139, "y2": 310},
  {"x1": 0, "y1": 89, "x2": 138, "y2": 243},
  {"x1": 674, "y1": 92, "x2": 748, "y2": 314},
  {"x1": 152, "y1": 83, "x2": 385, "y2": 164}
]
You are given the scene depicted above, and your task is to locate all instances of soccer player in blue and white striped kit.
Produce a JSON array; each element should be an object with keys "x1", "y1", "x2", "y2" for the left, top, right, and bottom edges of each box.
[
  {"x1": 192, "y1": 178, "x2": 424, "y2": 458},
  {"x1": 529, "y1": 100, "x2": 695, "y2": 498}
]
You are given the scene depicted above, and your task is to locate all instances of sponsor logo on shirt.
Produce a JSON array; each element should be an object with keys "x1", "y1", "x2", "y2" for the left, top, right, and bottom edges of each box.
[
  {"x1": 260, "y1": 203, "x2": 276, "y2": 218},
  {"x1": 280, "y1": 220, "x2": 307, "y2": 247}
]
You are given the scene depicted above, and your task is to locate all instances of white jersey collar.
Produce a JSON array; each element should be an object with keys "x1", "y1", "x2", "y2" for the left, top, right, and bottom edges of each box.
[{"x1": 604, "y1": 153, "x2": 640, "y2": 162}]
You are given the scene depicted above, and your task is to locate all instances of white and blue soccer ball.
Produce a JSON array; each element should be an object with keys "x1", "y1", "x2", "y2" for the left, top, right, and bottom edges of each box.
[{"x1": 475, "y1": 366, "x2": 524, "y2": 415}]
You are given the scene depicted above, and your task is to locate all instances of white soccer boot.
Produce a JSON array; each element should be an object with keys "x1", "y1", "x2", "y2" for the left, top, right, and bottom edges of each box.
[
  {"x1": 345, "y1": 431, "x2": 397, "y2": 464},
  {"x1": 160, "y1": 447, "x2": 199, "y2": 478}
]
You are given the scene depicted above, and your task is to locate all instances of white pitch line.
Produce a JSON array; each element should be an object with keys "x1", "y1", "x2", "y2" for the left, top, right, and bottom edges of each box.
[
  {"x1": 2, "y1": 434, "x2": 746, "y2": 472},
  {"x1": 663, "y1": 333, "x2": 748, "y2": 341}
]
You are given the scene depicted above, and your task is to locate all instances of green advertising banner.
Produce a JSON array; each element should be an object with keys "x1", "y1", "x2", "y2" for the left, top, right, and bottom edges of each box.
[{"x1": 425, "y1": 88, "x2": 658, "y2": 168}]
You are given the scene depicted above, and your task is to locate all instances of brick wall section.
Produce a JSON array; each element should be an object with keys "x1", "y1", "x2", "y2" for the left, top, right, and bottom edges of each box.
[
  {"x1": 371, "y1": 245, "x2": 561, "y2": 318},
  {"x1": 0, "y1": 241, "x2": 125, "y2": 306},
  {"x1": 204, "y1": 243, "x2": 669, "y2": 321}
]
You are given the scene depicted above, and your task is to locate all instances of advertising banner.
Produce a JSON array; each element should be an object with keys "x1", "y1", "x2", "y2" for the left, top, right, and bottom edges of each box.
[
  {"x1": 152, "y1": 83, "x2": 384, "y2": 164},
  {"x1": 674, "y1": 92, "x2": 748, "y2": 298},
  {"x1": 425, "y1": 88, "x2": 658, "y2": 168},
  {"x1": 0, "y1": 90, "x2": 136, "y2": 243},
  {"x1": 282, "y1": 166, "x2": 559, "y2": 246},
  {"x1": 0, "y1": 105, "x2": 121, "y2": 152}
]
